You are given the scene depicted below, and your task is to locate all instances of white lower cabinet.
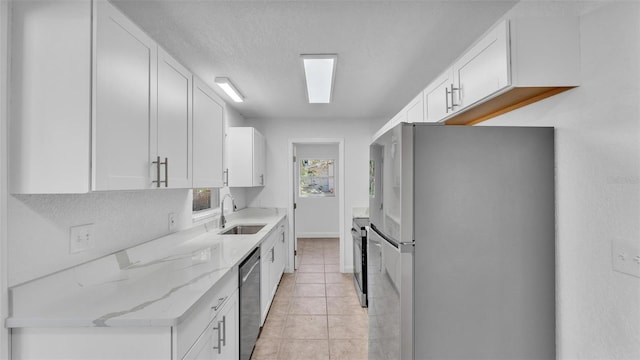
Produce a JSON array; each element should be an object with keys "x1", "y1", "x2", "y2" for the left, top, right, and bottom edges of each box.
[
  {"x1": 260, "y1": 230, "x2": 278, "y2": 325},
  {"x1": 11, "y1": 327, "x2": 172, "y2": 360},
  {"x1": 184, "y1": 289, "x2": 239, "y2": 360},
  {"x1": 213, "y1": 289, "x2": 239, "y2": 360},
  {"x1": 260, "y1": 218, "x2": 288, "y2": 325}
]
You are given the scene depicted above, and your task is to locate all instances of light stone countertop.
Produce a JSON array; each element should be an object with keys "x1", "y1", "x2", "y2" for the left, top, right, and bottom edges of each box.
[{"x1": 6, "y1": 208, "x2": 286, "y2": 328}]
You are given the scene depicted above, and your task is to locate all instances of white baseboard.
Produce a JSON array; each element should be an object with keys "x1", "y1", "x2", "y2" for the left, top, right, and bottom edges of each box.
[{"x1": 296, "y1": 232, "x2": 339, "y2": 238}]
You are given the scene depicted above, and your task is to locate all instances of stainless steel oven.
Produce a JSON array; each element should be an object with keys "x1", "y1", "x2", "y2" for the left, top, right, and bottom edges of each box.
[{"x1": 352, "y1": 216, "x2": 369, "y2": 307}]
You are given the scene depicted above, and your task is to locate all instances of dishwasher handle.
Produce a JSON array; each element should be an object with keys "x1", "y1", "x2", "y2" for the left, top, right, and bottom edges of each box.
[{"x1": 241, "y1": 258, "x2": 260, "y2": 284}]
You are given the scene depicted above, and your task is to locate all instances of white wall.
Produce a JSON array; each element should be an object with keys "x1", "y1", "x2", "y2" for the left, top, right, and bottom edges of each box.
[
  {"x1": 244, "y1": 118, "x2": 371, "y2": 271},
  {"x1": 295, "y1": 143, "x2": 340, "y2": 237},
  {"x1": 480, "y1": 2, "x2": 640, "y2": 358}
]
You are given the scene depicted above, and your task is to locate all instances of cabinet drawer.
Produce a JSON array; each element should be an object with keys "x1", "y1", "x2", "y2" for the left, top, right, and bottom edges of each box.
[{"x1": 176, "y1": 267, "x2": 238, "y2": 360}]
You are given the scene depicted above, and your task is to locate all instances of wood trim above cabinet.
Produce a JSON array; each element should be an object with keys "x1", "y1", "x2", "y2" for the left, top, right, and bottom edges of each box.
[{"x1": 445, "y1": 86, "x2": 575, "y2": 126}]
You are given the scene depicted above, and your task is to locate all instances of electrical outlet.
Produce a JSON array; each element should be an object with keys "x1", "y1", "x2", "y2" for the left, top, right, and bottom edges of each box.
[
  {"x1": 69, "y1": 224, "x2": 94, "y2": 254},
  {"x1": 612, "y1": 239, "x2": 640, "y2": 278},
  {"x1": 168, "y1": 213, "x2": 176, "y2": 232}
]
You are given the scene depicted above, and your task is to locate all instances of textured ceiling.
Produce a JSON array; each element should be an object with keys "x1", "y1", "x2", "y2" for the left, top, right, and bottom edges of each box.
[{"x1": 111, "y1": 0, "x2": 518, "y2": 120}]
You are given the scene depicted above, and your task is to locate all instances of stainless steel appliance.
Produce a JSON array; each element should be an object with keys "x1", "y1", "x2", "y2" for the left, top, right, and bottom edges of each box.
[
  {"x1": 239, "y1": 248, "x2": 260, "y2": 360},
  {"x1": 368, "y1": 123, "x2": 555, "y2": 359},
  {"x1": 352, "y1": 216, "x2": 369, "y2": 307}
]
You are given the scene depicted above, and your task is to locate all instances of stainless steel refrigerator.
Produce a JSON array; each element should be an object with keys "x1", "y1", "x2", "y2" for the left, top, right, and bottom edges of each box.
[{"x1": 368, "y1": 123, "x2": 555, "y2": 360}]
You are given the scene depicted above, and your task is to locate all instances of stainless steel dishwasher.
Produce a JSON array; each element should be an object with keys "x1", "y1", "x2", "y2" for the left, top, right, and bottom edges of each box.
[{"x1": 239, "y1": 247, "x2": 260, "y2": 360}]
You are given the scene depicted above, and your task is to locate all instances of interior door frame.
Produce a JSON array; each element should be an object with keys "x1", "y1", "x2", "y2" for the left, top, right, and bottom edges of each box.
[{"x1": 287, "y1": 138, "x2": 345, "y2": 273}]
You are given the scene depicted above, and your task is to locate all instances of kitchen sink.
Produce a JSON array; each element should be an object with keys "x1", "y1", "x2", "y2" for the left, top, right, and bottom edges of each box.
[{"x1": 219, "y1": 224, "x2": 266, "y2": 235}]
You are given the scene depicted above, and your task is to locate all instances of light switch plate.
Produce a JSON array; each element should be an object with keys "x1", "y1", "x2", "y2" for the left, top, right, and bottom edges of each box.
[
  {"x1": 69, "y1": 223, "x2": 94, "y2": 254},
  {"x1": 612, "y1": 238, "x2": 640, "y2": 278}
]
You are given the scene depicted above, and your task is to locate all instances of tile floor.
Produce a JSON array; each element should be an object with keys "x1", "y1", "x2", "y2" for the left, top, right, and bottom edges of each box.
[{"x1": 250, "y1": 238, "x2": 368, "y2": 360}]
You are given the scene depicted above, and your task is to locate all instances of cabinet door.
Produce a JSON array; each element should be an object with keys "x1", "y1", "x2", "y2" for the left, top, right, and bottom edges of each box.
[
  {"x1": 93, "y1": 0, "x2": 157, "y2": 190},
  {"x1": 260, "y1": 243, "x2": 271, "y2": 325},
  {"x1": 193, "y1": 78, "x2": 224, "y2": 188},
  {"x1": 253, "y1": 130, "x2": 266, "y2": 186},
  {"x1": 424, "y1": 68, "x2": 455, "y2": 122},
  {"x1": 406, "y1": 93, "x2": 424, "y2": 123},
  {"x1": 272, "y1": 221, "x2": 287, "y2": 285},
  {"x1": 9, "y1": 0, "x2": 92, "y2": 194},
  {"x1": 213, "y1": 290, "x2": 239, "y2": 360},
  {"x1": 453, "y1": 21, "x2": 509, "y2": 109},
  {"x1": 156, "y1": 48, "x2": 192, "y2": 189},
  {"x1": 227, "y1": 128, "x2": 253, "y2": 187},
  {"x1": 183, "y1": 326, "x2": 214, "y2": 360}
]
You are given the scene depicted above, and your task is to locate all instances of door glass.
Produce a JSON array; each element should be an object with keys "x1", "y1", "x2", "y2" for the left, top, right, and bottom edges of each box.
[{"x1": 299, "y1": 159, "x2": 335, "y2": 197}]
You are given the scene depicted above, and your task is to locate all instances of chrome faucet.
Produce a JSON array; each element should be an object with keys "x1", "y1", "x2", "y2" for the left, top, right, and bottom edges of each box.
[{"x1": 219, "y1": 193, "x2": 236, "y2": 229}]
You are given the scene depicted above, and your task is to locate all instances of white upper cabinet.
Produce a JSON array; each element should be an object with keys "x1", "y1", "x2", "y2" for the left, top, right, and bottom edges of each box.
[
  {"x1": 192, "y1": 78, "x2": 225, "y2": 189},
  {"x1": 444, "y1": 18, "x2": 580, "y2": 125},
  {"x1": 405, "y1": 92, "x2": 425, "y2": 123},
  {"x1": 93, "y1": 0, "x2": 158, "y2": 191},
  {"x1": 424, "y1": 68, "x2": 455, "y2": 123},
  {"x1": 374, "y1": 16, "x2": 580, "y2": 132},
  {"x1": 227, "y1": 127, "x2": 266, "y2": 187},
  {"x1": 156, "y1": 48, "x2": 193, "y2": 189},
  {"x1": 10, "y1": 0, "x2": 223, "y2": 193},
  {"x1": 453, "y1": 21, "x2": 509, "y2": 110},
  {"x1": 9, "y1": 0, "x2": 92, "y2": 194}
]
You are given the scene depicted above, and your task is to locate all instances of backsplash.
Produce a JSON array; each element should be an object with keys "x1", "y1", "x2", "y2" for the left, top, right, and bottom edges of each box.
[{"x1": 8, "y1": 189, "x2": 192, "y2": 286}]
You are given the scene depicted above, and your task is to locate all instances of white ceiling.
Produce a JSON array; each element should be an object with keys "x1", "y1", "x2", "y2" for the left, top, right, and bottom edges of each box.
[{"x1": 111, "y1": 0, "x2": 518, "y2": 121}]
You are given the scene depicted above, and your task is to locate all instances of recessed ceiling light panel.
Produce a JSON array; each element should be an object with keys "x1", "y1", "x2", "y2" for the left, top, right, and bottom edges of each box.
[
  {"x1": 301, "y1": 54, "x2": 337, "y2": 104},
  {"x1": 214, "y1": 77, "x2": 244, "y2": 103}
]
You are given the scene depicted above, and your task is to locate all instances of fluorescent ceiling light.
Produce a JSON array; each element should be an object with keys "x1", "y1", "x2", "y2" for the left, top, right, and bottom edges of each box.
[
  {"x1": 214, "y1": 77, "x2": 244, "y2": 103},
  {"x1": 301, "y1": 54, "x2": 337, "y2": 103}
]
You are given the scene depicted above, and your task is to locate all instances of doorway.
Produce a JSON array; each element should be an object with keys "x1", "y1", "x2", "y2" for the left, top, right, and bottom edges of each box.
[{"x1": 287, "y1": 139, "x2": 345, "y2": 272}]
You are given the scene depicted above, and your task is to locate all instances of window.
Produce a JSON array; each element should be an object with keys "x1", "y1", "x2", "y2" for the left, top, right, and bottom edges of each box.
[
  {"x1": 299, "y1": 159, "x2": 335, "y2": 197},
  {"x1": 193, "y1": 188, "x2": 220, "y2": 213}
]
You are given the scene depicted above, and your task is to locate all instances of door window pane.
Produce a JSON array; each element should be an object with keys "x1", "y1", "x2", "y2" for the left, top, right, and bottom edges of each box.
[{"x1": 299, "y1": 159, "x2": 335, "y2": 197}]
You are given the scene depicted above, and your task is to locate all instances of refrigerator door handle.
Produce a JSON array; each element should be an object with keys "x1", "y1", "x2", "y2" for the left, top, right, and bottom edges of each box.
[{"x1": 371, "y1": 224, "x2": 402, "y2": 249}]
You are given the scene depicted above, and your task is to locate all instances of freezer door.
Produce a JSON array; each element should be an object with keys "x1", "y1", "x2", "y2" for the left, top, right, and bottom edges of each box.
[{"x1": 368, "y1": 226, "x2": 414, "y2": 360}]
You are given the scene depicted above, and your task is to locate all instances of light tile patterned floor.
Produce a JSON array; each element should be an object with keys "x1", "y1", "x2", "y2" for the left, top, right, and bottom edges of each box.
[{"x1": 250, "y1": 238, "x2": 368, "y2": 360}]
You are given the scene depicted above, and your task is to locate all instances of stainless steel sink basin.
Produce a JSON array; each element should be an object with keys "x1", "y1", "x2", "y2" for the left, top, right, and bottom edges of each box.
[{"x1": 219, "y1": 224, "x2": 266, "y2": 235}]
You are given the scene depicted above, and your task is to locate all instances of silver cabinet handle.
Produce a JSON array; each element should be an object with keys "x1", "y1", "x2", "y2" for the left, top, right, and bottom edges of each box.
[
  {"x1": 446, "y1": 83, "x2": 460, "y2": 112},
  {"x1": 152, "y1": 156, "x2": 168, "y2": 187},
  {"x1": 223, "y1": 168, "x2": 229, "y2": 186},
  {"x1": 281, "y1": 232, "x2": 285, "y2": 243},
  {"x1": 211, "y1": 296, "x2": 228, "y2": 311},
  {"x1": 260, "y1": 174, "x2": 264, "y2": 185},
  {"x1": 164, "y1": 157, "x2": 168, "y2": 187},
  {"x1": 271, "y1": 247, "x2": 275, "y2": 263},
  {"x1": 221, "y1": 315, "x2": 227, "y2": 346},
  {"x1": 213, "y1": 319, "x2": 223, "y2": 354},
  {"x1": 152, "y1": 156, "x2": 161, "y2": 187},
  {"x1": 445, "y1": 86, "x2": 449, "y2": 114}
]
